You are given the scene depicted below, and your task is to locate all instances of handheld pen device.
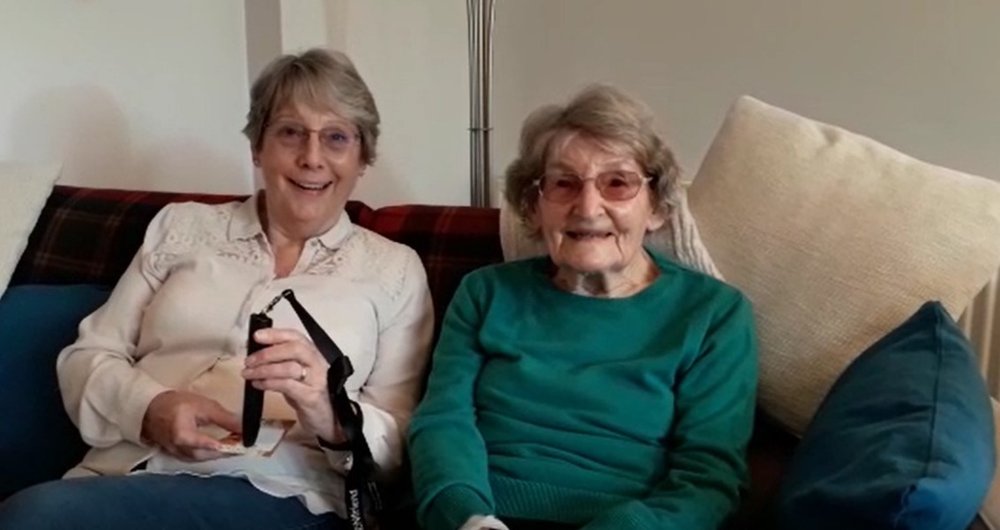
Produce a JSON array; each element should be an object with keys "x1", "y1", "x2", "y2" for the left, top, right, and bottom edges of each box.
[
  {"x1": 242, "y1": 291, "x2": 291, "y2": 447},
  {"x1": 242, "y1": 312, "x2": 272, "y2": 447}
]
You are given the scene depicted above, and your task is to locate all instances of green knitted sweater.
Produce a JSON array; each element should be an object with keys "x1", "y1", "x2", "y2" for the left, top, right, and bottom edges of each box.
[{"x1": 408, "y1": 253, "x2": 758, "y2": 530}]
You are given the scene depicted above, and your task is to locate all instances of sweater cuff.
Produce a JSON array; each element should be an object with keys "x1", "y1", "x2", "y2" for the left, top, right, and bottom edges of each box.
[
  {"x1": 425, "y1": 485, "x2": 494, "y2": 530},
  {"x1": 580, "y1": 501, "x2": 655, "y2": 530}
]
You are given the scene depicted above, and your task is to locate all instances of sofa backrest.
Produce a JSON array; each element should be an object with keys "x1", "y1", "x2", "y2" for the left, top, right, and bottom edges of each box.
[{"x1": 11, "y1": 185, "x2": 504, "y2": 326}]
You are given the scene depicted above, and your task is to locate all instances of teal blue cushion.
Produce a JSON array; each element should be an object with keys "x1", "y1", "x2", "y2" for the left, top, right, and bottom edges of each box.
[
  {"x1": 0, "y1": 284, "x2": 110, "y2": 497},
  {"x1": 776, "y1": 301, "x2": 995, "y2": 529}
]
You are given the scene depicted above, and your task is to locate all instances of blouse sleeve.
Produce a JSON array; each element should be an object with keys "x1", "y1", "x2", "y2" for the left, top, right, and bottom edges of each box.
[
  {"x1": 56, "y1": 205, "x2": 177, "y2": 448},
  {"x1": 322, "y1": 249, "x2": 434, "y2": 476}
]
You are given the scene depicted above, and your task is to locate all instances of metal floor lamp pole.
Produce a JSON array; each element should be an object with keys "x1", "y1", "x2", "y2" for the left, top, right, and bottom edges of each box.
[{"x1": 467, "y1": 0, "x2": 495, "y2": 207}]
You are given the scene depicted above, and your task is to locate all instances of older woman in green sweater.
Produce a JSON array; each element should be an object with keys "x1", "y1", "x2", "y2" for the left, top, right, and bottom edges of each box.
[{"x1": 408, "y1": 85, "x2": 758, "y2": 530}]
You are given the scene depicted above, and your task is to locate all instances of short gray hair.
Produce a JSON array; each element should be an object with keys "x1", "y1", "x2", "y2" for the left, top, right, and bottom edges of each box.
[
  {"x1": 503, "y1": 84, "x2": 680, "y2": 221},
  {"x1": 242, "y1": 48, "x2": 380, "y2": 165}
]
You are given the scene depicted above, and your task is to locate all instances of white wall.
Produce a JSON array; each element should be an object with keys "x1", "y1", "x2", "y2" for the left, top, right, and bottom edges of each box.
[
  {"x1": 325, "y1": 0, "x2": 470, "y2": 207},
  {"x1": 0, "y1": 0, "x2": 253, "y2": 194},
  {"x1": 245, "y1": 0, "x2": 282, "y2": 84},
  {"x1": 4, "y1": 2, "x2": 997, "y2": 203},
  {"x1": 0, "y1": 0, "x2": 470, "y2": 204},
  {"x1": 493, "y1": 1, "x2": 1000, "y2": 188},
  {"x1": 279, "y1": 0, "x2": 329, "y2": 54}
]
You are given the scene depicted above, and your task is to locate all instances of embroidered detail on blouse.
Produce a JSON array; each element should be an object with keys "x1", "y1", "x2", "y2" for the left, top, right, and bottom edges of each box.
[
  {"x1": 145, "y1": 202, "x2": 416, "y2": 304},
  {"x1": 304, "y1": 227, "x2": 412, "y2": 302},
  {"x1": 148, "y1": 202, "x2": 268, "y2": 277}
]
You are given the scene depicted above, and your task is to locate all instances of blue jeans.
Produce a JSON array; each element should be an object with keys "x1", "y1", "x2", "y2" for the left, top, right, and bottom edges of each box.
[{"x1": 0, "y1": 474, "x2": 346, "y2": 530}]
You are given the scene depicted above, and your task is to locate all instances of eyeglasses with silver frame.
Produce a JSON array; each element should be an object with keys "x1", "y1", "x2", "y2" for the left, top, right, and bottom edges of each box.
[{"x1": 266, "y1": 120, "x2": 361, "y2": 154}]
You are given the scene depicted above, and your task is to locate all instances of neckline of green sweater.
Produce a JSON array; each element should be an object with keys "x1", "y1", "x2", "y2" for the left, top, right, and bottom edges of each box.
[{"x1": 523, "y1": 247, "x2": 683, "y2": 305}]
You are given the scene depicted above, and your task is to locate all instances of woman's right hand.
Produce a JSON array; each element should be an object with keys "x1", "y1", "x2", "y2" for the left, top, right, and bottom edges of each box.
[{"x1": 141, "y1": 390, "x2": 241, "y2": 461}]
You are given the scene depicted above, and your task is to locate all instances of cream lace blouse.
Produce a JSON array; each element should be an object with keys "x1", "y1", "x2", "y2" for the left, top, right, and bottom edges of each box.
[{"x1": 56, "y1": 194, "x2": 434, "y2": 517}]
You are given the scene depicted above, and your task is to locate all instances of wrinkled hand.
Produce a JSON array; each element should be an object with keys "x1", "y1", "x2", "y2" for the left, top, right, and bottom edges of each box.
[
  {"x1": 458, "y1": 515, "x2": 510, "y2": 530},
  {"x1": 141, "y1": 390, "x2": 241, "y2": 461},
  {"x1": 242, "y1": 327, "x2": 342, "y2": 444}
]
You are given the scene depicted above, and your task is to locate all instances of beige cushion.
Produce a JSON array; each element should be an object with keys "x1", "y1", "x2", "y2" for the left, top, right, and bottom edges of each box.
[
  {"x1": 0, "y1": 162, "x2": 61, "y2": 296},
  {"x1": 687, "y1": 96, "x2": 1000, "y2": 436},
  {"x1": 498, "y1": 199, "x2": 547, "y2": 262}
]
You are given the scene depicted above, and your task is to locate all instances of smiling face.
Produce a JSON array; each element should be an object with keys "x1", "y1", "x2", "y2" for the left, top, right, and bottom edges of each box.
[
  {"x1": 532, "y1": 132, "x2": 665, "y2": 291},
  {"x1": 254, "y1": 101, "x2": 364, "y2": 242}
]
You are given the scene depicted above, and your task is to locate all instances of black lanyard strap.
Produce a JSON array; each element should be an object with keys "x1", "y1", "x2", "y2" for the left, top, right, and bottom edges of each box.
[{"x1": 276, "y1": 289, "x2": 382, "y2": 529}]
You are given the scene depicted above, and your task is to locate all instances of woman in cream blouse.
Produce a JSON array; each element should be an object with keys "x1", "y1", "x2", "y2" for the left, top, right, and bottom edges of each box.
[{"x1": 0, "y1": 49, "x2": 433, "y2": 530}]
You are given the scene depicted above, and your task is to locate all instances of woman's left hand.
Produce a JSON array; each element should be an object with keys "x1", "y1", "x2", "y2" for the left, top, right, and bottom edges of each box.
[{"x1": 242, "y1": 327, "x2": 344, "y2": 444}]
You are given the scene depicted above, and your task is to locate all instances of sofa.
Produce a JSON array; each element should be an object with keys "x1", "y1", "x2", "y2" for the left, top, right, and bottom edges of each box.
[
  {"x1": 0, "y1": 183, "x2": 807, "y2": 528},
  {"x1": 4, "y1": 97, "x2": 999, "y2": 529},
  {"x1": 4, "y1": 178, "x2": 998, "y2": 529}
]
